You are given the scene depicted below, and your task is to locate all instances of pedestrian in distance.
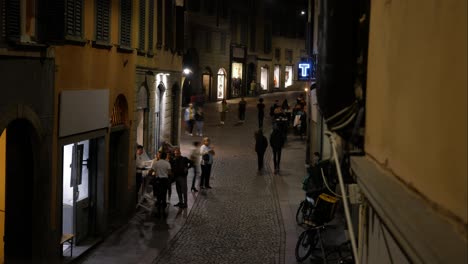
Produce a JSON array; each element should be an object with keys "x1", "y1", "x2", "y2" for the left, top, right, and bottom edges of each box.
[
  {"x1": 170, "y1": 147, "x2": 192, "y2": 208},
  {"x1": 270, "y1": 128, "x2": 285, "y2": 174},
  {"x1": 254, "y1": 130, "x2": 268, "y2": 172},
  {"x1": 194, "y1": 106, "x2": 205, "y2": 136},
  {"x1": 218, "y1": 99, "x2": 229, "y2": 125},
  {"x1": 150, "y1": 151, "x2": 172, "y2": 218},
  {"x1": 200, "y1": 137, "x2": 215, "y2": 189},
  {"x1": 257, "y1": 98, "x2": 265, "y2": 129},
  {"x1": 190, "y1": 141, "x2": 201, "y2": 192},
  {"x1": 184, "y1": 103, "x2": 195, "y2": 136},
  {"x1": 238, "y1": 97, "x2": 247, "y2": 123}
]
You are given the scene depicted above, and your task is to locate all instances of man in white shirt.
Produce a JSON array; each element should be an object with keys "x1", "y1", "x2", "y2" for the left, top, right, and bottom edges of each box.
[
  {"x1": 151, "y1": 152, "x2": 172, "y2": 218},
  {"x1": 200, "y1": 137, "x2": 215, "y2": 189}
]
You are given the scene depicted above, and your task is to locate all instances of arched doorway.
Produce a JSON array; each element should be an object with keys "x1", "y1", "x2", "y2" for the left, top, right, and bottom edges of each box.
[
  {"x1": 217, "y1": 68, "x2": 227, "y2": 100},
  {"x1": 201, "y1": 67, "x2": 212, "y2": 102},
  {"x1": 2, "y1": 119, "x2": 38, "y2": 263},
  {"x1": 109, "y1": 95, "x2": 129, "y2": 219},
  {"x1": 247, "y1": 62, "x2": 256, "y2": 96}
]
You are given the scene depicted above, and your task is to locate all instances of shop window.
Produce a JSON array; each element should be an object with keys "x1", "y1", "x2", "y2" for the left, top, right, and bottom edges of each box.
[
  {"x1": 284, "y1": 65, "x2": 293, "y2": 88},
  {"x1": 119, "y1": 0, "x2": 132, "y2": 49},
  {"x1": 138, "y1": 0, "x2": 146, "y2": 53},
  {"x1": 95, "y1": 0, "x2": 111, "y2": 44},
  {"x1": 274, "y1": 65, "x2": 280, "y2": 88},
  {"x1": 65, "y1": 0, "x2": 84, "y2": 39}
]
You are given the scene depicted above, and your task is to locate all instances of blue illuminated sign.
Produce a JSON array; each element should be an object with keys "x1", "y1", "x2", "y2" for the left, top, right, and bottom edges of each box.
[{"x1": 297, "y1": 61, "x2": 313, "y2": 81}]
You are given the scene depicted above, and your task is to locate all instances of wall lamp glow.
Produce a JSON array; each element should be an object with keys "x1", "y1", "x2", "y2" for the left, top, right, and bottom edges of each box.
[{"x1": 183, "y1": 68, "x2": 192, "y2": 75}]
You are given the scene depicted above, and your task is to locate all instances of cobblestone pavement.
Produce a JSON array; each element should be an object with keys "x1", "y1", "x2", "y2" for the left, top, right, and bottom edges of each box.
[{"x1": 76, "y1": 91, "x2": 308, "y2": 264}]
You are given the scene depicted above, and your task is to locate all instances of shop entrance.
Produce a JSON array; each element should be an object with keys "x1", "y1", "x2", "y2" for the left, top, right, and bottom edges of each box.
[{"x1": 62, "y1": 138, "x2": 100, "y2": 250}]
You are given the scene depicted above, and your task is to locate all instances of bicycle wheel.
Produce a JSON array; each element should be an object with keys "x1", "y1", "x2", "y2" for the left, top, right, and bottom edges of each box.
[
  {"x1": 296, "y1": 201, "x2": 305, "y2": 225},
  {"x1": 295, "y1": 229, "x2": 318, "y2": 262}
]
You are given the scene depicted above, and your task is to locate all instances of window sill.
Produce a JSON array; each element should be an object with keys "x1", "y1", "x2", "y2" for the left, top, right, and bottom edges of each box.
[
  {"x1": 64, "y1": 36, "x2": 87, "y2": 46},
  {"x1": 116, "y1": 45, "x2": 134, "y2": 53},
  {"x1": 137, "y1": 49, "x2": 146, "y2": 56},
  {"x1": 92, "y1": 41, "x2": 113, "y2": 50},
  {"x1": 147, "y1": 50, "x2": 154, "y2": 58}
]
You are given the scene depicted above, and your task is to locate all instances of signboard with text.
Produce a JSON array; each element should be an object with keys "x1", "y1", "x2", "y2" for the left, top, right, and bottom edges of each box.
[{"x1": 297, "y1": 59, "x2": 314, "y2": 81}]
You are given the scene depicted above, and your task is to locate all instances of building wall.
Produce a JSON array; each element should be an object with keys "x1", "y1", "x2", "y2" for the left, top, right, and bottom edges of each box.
[{"x1": 366, "y1": 0, "x2": 467, "y2": 223}]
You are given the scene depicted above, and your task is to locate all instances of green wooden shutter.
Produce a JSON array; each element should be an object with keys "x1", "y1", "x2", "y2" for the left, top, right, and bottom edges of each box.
[
  {"x1": 148, "y1": 0, "x2": 154, "y2": 52},
  {"x1": 5, "y1": 0, "x2": 20, "y2": 41},
  {"x1": 120, "y1": 0, "x2": 132, "y2": 48},
  {"x1": 156, "y1": 0, "x2": 162, "y2": 49},
  {"x1": 65, "y1": 0, "x2": 83, "y2": 38},
  {"x1": 138, "y1": 0, "x2": 145, "y2": 52},
  {"x1": 96, "y1": 0, "x2": 110, "y2": 43}
]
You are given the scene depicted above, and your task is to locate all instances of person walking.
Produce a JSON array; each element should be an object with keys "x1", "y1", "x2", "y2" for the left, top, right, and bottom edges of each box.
[
  {"x1": 150, "y1": 151, "x2": 172, "y2": 218},
  {"x1": 254, "y1": 130, "x2": 268, "y2": 172},
  {"x1": 200, "y1": 137, "x2": 215, "y2": 189},
  {"x1": 257, "y1": 98, "x2": 265, "y2": 129},
  {"x1": 218, "y1": 99, "x2": 229, "y2": 125},
  {"x1": 184, "y1": 103, "x2": 195, "y2": 136},
  {"x1": 190, "y1": 141, "x2": 201, "y2": 192},
  {"x1": 270, "y1": 128, "x2": 285, "y2": 174},
  {"x1": 238, "y1": 97, "x2": 247, "y2": 123},
  {"x1": 170, "y1": 148, "x2": 192, "y2": 208},
  {"x1": 135, "y1": 145, "x2": 150, "y2": 203},
  {"x1": 194, "y1": 106, "x2": 205, "y2": 136}
]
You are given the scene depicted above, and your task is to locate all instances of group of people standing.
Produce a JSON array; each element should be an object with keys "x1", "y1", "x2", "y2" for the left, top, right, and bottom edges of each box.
[{"x1": 135, "y1": 137, "x2": 215, "y2": 218}]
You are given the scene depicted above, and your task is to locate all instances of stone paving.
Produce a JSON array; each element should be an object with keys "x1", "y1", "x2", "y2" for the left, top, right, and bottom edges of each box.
[{"x1": 75, "y1": 91, "x2": 311, "y2": 264}]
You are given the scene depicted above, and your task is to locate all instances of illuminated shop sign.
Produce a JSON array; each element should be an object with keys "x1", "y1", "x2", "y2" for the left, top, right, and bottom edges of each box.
[{"x1": 297, "y1": 61, "x2": 312, "y2": 81}]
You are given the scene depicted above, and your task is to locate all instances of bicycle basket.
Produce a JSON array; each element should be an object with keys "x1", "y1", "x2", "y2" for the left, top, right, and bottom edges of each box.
[{"x1": 313, "y1": 193, "x2": 339, "y2": 225}]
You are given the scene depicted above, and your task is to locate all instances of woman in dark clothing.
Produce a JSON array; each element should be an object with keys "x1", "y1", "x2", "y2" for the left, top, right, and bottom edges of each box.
[
  {"x1": 270, "y1": 128, "x2": 285, "y2": 174},
  {"x1": 257, "y1": 98, "x2": 265, "y2": 129},
  {"x1": 254, "y1": 130, "x2": 268, "y2": 171}
]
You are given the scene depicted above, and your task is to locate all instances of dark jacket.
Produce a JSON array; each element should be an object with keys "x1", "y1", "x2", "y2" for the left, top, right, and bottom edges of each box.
[
  {"x1": 269, "y1": 129, "x2": 284, "y2": 150},
  {"x1": 255, "y1": 135, "x2": 268, "y2": 153},
  {"x1": 170, "y1": 156, "x2": 192, "y2": 177}
]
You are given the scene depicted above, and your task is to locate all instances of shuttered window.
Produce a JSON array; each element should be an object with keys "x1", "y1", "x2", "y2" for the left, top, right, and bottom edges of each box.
[
  {"x1": 65, "y1": 0, "x2": 83, "y2": 38},
  {"x1": 164, "y1": 0, "x2": 173, "y2": 50},
  {"x1": 138, "y1": 0, "x2": 146, "y2": 53},
  {"x1": 95, "y1": 0, "x2": 110, "y2": 43},
  {"x1": 148, "y1": 0, "x2": 154, "y2": 53},
  {"x1": 156, "y1": 0, "x2": 162, "y2": 49},
  {"x1": 119, "y1": 0, "x2": 132, "y2": 48},
  {"x1": 5, "y1": 0, "x2": 20, "y2": 41}
]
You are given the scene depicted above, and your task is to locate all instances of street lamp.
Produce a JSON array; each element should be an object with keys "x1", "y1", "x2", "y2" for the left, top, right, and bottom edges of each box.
[{"x1": 183, "y1": 68, "x2": 192, "y2": 75}]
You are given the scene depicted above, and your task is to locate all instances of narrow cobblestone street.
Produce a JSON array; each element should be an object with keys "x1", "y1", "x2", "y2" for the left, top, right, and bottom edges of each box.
[{"x1": 76, "y1": 91, "x2": 307, "y2": 264}]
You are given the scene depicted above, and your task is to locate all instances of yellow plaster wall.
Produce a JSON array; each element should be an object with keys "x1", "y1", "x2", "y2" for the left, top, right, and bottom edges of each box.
[
  {"x1": 0, "y1": 129, "x2": 5, "y2": 262},
  {"x1": 366, "y1": 0, "x2": 467, "y2": 222}
]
